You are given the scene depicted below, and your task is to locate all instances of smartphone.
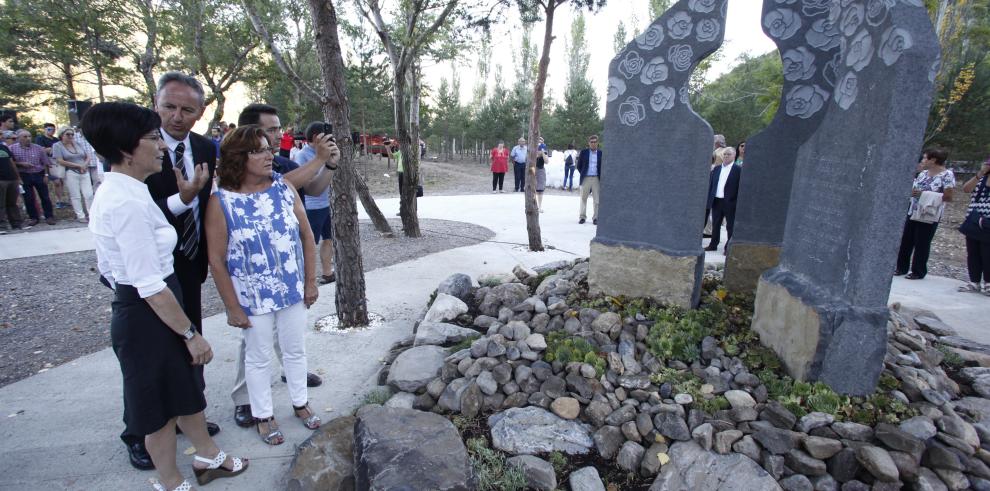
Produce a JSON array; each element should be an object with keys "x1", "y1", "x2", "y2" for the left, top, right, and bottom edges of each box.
[{"x1": 322, "y1": 122, "x2": 334, "y2": 141}]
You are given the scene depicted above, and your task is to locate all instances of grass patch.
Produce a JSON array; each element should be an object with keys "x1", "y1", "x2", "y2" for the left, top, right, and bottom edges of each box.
[
  {"x1": 478, "y1": 276, "x2": 502, "y2": 288},
  {"x1": 466, "y1": 437, "x2": 527, "y2": 491},
  {"x1": 936, "y1": 343, "x2": 965, "y2": 369},
  {"x1": 362, "y1": 387, "x2": 392, "y2": 406}
]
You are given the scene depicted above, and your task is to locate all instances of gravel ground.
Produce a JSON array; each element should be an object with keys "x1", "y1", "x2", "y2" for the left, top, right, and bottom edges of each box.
[{"x1": 0, "y1": 218, "x2": 493, "y2": 388}]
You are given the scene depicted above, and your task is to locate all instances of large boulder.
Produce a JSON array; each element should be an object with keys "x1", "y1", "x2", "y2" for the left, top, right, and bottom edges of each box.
[
  {"x1": 287, "y1": 416, "x2": 356, "y2": 491},
  {"x1": 386, "y1": 345, "x2": 447, "y2": 392},
  {"x1": 438, "y1": 273, "x2": 474, "y2": 303},
  {"x1": 480, "y1": 283, "x2": 531, "y2": 316},
  {"x1": 353, "y1": 407, "x2": 473, "y2": 490},
  {"x1": 424, "y1": 293, "x2": 469, "y2": 323},
  {"x1": 488, "y1": 406, "x2": 595, "y2": 455},
  {"x1": 649, "y1": 441, "x2": 782, "y2": 491},
  {"x1": 414, "y1": 322, "x2": 480, "y2": 346}
]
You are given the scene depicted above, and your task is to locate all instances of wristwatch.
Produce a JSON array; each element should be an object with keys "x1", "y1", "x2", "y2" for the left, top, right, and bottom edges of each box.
[
  {"x1": 181, "y1": 326, "x2": 196, "y2": 341},
  {"x1": 324, "y1": 162, "x2": 338, "y2": 170}
]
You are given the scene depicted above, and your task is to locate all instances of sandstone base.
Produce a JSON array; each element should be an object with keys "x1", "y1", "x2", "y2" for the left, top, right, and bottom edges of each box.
[
  {"x1": 588, "y1": 241, "x2": 703, "y2": 309},
  {"x1": 752, "y1": 270, "x2": 887, "y2": 396},
  {"x1": 723, "y1": 241, "x2": 781, "y2": 293}
]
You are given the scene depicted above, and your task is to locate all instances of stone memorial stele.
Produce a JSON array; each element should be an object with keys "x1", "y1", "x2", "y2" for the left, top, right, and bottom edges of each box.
[
  {"x1": 722, "y1": 0, "x2": 841, "y2": 293},
  {"x1": 589, "y1": 0, "x2": 728, "y2": 308},
  {"x1": 751, "y1": 0, "x2": 940, "y2": 395}
]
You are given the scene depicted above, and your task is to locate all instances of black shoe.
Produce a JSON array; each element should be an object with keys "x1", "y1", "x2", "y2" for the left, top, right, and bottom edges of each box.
[
  {"x1": 281, "y1": 372, "x2": 324, "y2": 387},
  {"x1": 126, "y1": 442, "x2": 155, "y2": 470},
  {"x1": 593, "y1": 219, "x2": 598, "y2": 225},
  {"x1": 579, "y1": 218, "x2": 586, "y2": 224},
  {"x1": 704, "y1": 245, "x2": 718, "y2": 252},
  {"x1": 176, "y1": 421, "x2": 221, "y2": 436},
  {"x1": 893, "y1": 270, "x2": 907, "y2": 276},
  {"x1": 234, "y1": 404, "x2": 255, "y2": 428},
  {"x1": 703, "y1": 232, "x2": 712, "y2": 238},
  {"x1": 905, "y1": 273, "x2": 924, "y2": 280}
]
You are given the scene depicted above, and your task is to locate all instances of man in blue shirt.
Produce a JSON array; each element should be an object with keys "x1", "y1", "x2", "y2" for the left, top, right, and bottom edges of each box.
[
  {"x1": 510, "y1": 137, "x2": 527, "y2": 192},
  {"x1": 295, "y1": 122, "x2": 335, "y2": 286},
  {"x1": 576, "y1": 135, "x2": 603, "y2": 225}
]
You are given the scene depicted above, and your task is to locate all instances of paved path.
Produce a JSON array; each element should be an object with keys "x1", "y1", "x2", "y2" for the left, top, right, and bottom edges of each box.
[{"x1": 0, "y1": 193, "x2": 985, "y2": 490}]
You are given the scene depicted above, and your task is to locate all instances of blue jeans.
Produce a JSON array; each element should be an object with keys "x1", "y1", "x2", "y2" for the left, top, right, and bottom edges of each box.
[
  {"x1": 20, "y1": 172, "x2": 53, "y2": 220},
  {"x1": 564, "y1": 165, "x2": 576, "y2": 190},
  {"x1": 513, "y1": 162, "x2": 526, "y2": 192}
]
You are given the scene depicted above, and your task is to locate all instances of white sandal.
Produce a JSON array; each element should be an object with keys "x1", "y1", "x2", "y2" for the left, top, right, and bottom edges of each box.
[
  {"x1": 192, "y1": 449, "x2": 248, "y2": 485},
  {"x1": 958, "y1": 282, "x2": 982, "y2": 293},
  {"x1": 151, "y1": 479, "x2": 191, "y2": 491}
]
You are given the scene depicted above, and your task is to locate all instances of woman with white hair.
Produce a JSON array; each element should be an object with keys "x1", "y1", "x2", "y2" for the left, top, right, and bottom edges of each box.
[{"x1": 52, "y1": 126, "x2": 94, "y2": 222}]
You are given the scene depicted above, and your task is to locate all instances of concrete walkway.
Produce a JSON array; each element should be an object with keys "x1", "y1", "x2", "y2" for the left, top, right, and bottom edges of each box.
[{"x1": 0, "y1": 193, "x2": 986, "y2": 490}]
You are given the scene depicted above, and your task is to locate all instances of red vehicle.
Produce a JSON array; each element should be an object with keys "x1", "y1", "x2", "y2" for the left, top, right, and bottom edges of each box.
[{"x1": 358, "y1": 134, "x2": 390, "y2": 155}]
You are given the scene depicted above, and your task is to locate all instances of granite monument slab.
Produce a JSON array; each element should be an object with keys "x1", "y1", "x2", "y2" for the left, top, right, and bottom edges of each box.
[
  {"x1": 589, "y1": 0, "x2": 728, "y2": 308},
  {"x1": 751, "y1": 0, "x2": 940, "y2": 395},
  {"x1": 722, "y1": 0, "x2": 842, "y2": 293}
]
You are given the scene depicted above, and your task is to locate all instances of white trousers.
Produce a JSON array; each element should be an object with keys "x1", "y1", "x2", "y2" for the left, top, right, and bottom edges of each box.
[
  {"x1": 243, "y1": 302, "x2": 308, "y2": 419},
  {"x1": 579, "y1": 176, "x2": 600, "y2": 220},
  {"x1": 64, "y1": 171, "x2": 93, "y2": 219}
]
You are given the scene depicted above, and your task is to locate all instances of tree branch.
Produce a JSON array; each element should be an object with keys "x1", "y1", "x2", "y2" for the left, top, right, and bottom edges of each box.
[{"x1": 240, "y1": 0, "x2": 325, "y2": 105}]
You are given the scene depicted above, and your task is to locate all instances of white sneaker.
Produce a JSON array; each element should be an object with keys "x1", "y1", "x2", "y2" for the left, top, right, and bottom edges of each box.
[{"x1": 492, "y1": 190, "x2": 497, "y2": 194}]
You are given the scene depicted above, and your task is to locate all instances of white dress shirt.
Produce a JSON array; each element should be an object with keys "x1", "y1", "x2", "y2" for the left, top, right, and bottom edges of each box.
[
  {"x1": 715, "y1": 162, "x2": 733, "y2": 198},
  {"x1": 588, "y1": 150, "x2": 599, "y2": 176},
  {"x1": 89, "y1": 172, "x2": 177, "y2": 298},
  {"x1": 162, "y1": 131, "x2": 198, "y2": 216}
]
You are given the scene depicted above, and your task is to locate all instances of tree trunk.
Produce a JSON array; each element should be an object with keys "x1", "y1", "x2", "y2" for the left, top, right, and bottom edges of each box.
[
  {"x1": 307, "y1": 0, "x2": 369, "y2": 327},
  {"x1": 355, "y1": 173, "x2": 393, "y2": 234},
  {"x1": 138, "y1": 0, "x2": 158, "y2": 106},
  {"x1": 525, "y1": 1, "x2": 560, "y2": 252},
  {"x1": 62, "y1": 60, "x2": 77, "y2": 100},
  {"x1": 95, "y1": 62, "x2": 106, "y2": 102},
  {"x1": 210, "y1": 91, "x2": 225, "y2": 129},
  {"x1": 395, "y1": 69, "x2": 421, "y2": 237}
]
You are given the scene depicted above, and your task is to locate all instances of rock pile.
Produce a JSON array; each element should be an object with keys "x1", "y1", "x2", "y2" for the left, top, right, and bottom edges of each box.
[{"x1": 378, "y1": 260, "x2": 990, "y2": 490}]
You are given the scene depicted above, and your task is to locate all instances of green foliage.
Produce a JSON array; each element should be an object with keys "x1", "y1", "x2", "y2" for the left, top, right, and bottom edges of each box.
[
  {"x1": 448, "y1": 334, "x2": 481, "y2": 353},
  {"x1": 544, "y1": 331, "x2": 606, "y2": 377},
  {"x1": 645, "y1": 307, "x2": 720, "y2": 362},
  {"x1": 427, "y1": 289, "x2": 438, "y2": 308},
  {"x1": 693, "y1": 51, "x2": 783, "y2": 146},
  {"x1": 548, "y1": 451, "x2": 568, "y2": 475},
  {"x1": 362, "y1": 387, "x2": 392, "y2": 406},
  {"x1": 467, "y1": 437, "x2": 528, "y2": 491},
  {"x1": 936, "y1": 344, "x2": 965, "y2": 369}
]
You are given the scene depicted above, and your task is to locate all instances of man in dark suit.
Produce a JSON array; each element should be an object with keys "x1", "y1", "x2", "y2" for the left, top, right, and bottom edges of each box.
[
  {"x1": 122, "y1": 72, "x2": 218, "y2": 470},
  {"x1": 706, "y1": 146, "x2": 741, "y2": 252},
  {"x1": 575, "y1": 135, "x2": 603, "y2": 225}
]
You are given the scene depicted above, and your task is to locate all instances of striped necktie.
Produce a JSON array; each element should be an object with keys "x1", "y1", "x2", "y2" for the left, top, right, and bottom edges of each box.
[{"x1": 173, "y1": 142, "x2": 199, "y2": 260}]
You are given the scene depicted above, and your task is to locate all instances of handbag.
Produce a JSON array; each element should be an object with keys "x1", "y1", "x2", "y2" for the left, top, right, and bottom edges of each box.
[
  {"x1": 416, "y1": 184, "x2": 424, "y2": 197},
  {"x1": 959, "y1": 212, "x2": 990, "y2": 242}
]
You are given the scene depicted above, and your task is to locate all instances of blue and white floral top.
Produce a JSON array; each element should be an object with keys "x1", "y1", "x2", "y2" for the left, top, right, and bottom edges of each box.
[{"x1": 215, "y1": 172, "x2": 304, "y2": 315}]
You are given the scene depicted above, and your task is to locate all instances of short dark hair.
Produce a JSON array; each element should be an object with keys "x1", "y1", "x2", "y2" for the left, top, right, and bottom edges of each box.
[
  {"x1": 44, "y1": 123, "x2": 56, "y2": 129},
  {"x1": 304, "y1": 121, "x2": 325, "y2": 142},
  {"x1": 0, "y1": 115, "x2": 14, "y2": 124},
  {"x1": 567, "y1": 143, "x2": 574, "y2": 150},
  {"x1": 238, "y1": 104, "x2": 278, "y2": 126},
  {"x1": 923, "y1": 147, "x2": 948, "y2": 165},
  {"x1": 218, "y1": 125, "x2": 268, "y2": 189},
  {"x1": 80, "y1": 102, "x2": 161, "y2": 166}
]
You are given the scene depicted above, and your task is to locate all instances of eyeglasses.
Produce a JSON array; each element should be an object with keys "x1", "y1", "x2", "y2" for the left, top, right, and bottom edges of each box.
[
  {"x1": 248, "y1": 147, "x2": 272, "y2": 156},
  {"x1": 141, "y1": 134, "x2": 162, "y2": 142},
  {"x1": 64, "y1": 133, "x2": 75, "y2": 137}
]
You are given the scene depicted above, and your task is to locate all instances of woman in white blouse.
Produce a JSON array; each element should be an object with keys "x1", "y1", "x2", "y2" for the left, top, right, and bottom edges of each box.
[{"x1": 83, "y1": 102, "x2": 248, "y2": 491}]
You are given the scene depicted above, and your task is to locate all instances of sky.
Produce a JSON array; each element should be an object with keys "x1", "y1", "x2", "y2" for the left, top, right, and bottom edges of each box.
[{"x1": 421, "y1": 0, "x2": 778, "y2": 115}]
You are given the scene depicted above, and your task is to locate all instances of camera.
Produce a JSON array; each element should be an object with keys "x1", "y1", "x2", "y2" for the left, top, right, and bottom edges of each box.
[{"x1": 322, "y1": 122, "x2": 334, "y2": 140}]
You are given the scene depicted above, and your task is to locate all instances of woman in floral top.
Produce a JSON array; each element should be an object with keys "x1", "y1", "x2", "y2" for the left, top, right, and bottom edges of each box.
[
  {"x1": 205, "y1": 126, "x2": 320, "y2": 446},
  {"x1": 895, "y1": 148, "x2": 955, "y2": 280}
]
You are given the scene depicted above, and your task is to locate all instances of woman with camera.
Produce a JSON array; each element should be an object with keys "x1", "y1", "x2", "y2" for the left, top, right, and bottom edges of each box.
[{"x1": 959, "y1": 159, "x2": 990, "y2": 295}]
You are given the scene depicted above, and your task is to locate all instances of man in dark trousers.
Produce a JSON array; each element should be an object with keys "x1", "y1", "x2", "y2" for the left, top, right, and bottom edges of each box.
[
  {"x1": 123, "y1": 72, "x2": 218, "y2": 471},
  {"x1": 705, "y1": 146, "x2": 741, "y2": 252},
  {"x1": 576, "y1": 135, "x2": 603, "y2": 225}
]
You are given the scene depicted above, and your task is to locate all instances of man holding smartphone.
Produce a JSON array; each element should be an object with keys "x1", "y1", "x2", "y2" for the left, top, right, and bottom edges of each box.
[{"x1": 296, "y1": 122, "x2": 336, "y2": 285}]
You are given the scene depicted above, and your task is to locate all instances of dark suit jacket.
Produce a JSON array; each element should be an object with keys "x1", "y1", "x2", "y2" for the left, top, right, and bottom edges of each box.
[
  {"x1": 144, "y1": 131, "x2": 217, "y2": 285},
  {"x1": 576, "y1": 148, "x2": 603, "y2": 185},
  {"x1": 707, "y1": 163, "x2": 741, "y2": 210}
]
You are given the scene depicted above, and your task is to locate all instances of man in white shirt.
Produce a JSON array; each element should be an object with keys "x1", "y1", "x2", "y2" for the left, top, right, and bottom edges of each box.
[
  {"x1": 705, "y1": 147, "x2": 742, "y2": 252},
  {"x1": 510, "y1": 137, "x2": 528, "y2": 192}
]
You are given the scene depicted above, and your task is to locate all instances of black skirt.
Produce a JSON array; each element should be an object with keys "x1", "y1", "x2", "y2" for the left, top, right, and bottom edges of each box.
[{"x1": 111, "y1": 274, "x2": 206, "y2": 436}]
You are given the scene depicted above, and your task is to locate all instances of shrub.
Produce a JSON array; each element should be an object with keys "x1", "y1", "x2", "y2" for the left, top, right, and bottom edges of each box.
[
  {"x1": 362, "y1": 387, "x2": 392, "y2": 406},
  {"x1": 448, "y1": 334, "x2": 481, "y2": 353},
  {"x1": 467, "y1": 437, "x2": 527, "y2": 491},
  {"x1": 543, "y1": 331, "x2": 606, "y2": 376},
  {"x1": 645, "y1": 308, "x2": 718, "y2": 362}
]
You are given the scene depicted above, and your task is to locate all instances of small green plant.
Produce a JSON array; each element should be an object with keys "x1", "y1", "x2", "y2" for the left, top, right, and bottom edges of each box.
[
  {"x1": 544, "y1": 331, "x2": 606, "y2": 376},
  {"x1": 531, "y1": 268, "x2": 561, "y2": 290},
  {"x1": 362, "y1": 387, "x2": 392, "y2": 406},
  {"x1": 479, "y1": 277, "x2": 502, "y2": 288},
  {"x1": 447, "y1": 334, "x2": 481, "y2": 353},
  {"x1": 548, "y1": 451, "x2": 568, "y2": 475},
  {"x1": 936, "y1": 344, "x2": 965, "y2": 369},
  {"x1": 466, "y1": 437, "x2": 527, "y2": 491},
  {"x1": 426, "y1": 289, "x2": 438, "y2": 308},
  {"x1": 645, "y1": 307, "x2": 720, "y2": 362}
]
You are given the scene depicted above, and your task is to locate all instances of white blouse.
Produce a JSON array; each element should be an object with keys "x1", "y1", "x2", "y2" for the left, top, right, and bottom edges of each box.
[{"x1": 89, "y1": 172, "x2": 177, "y2": 298}]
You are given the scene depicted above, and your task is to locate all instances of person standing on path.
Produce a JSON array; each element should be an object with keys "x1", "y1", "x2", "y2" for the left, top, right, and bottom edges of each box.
[
  {"x1": 279, "y1": 127, "x2": 295, "y2": 158},
  {"x1": 10, "y1": 129, "x2": 56, "y2": 226},
  {"x1": 490, "y1": 141, "x2": 508, "y2": 193},
  {"x1": 296, "y1": 122, "x2": 336, "y2": 284},
  {"x1": 705, "y1": 147, "x2": 742, "y2": 252},
  {"x1": 576, "y1": 135, "x2": 603, "y2": 225},
  {"x1": 52, "y1": 126, "x2": 94, "y2": 222},
  {"x1": 535, "y1": 138, "x2": 548, "y2": 212},
  {"x1": 563, "y1": 143, "x2": 578, "y2": 191},
  {"x1": 36, "y1": 123, "x2": 67, "y2": 209},
  {"x1": 958, "y1": 159, "x2": 990, "y2": 295},
  {"x1": 895, "y1": 148, "x2": 955, "y2": 280},
  {"x1": 0, "y1": 130, "x2": 23, "y2": 231},
  {"x1": 510, "y1": 137, "x2": 527, "y2": 192}
]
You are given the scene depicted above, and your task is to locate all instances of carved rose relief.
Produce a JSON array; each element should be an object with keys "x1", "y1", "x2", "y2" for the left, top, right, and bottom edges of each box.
[
  {"x1": 802, "y1": 0, "x2": 833, "y2": 17},
  {"x1": 679, "y1": 86, "x2": 690, "y2": 104},
  {"x1": 618, "y1": 97, "x2": 647, "y2": 126},
  {"x1": 785, "y1": 84, "x2": 830, "y2": 118},
  {"x1": 667, "y1": 11, "x2": 694, "y2": 40},
  {"x1": 823, "y1": 51, "x2": 842, "y2": 86},
  {"x1": 807, "y1": 18, "x2": 842, "y2": 50},
  {"x1": 775, "y1": 0, "x2": 798, "y2": 4},
  {"x1": 840, "y1": 3, "x2": 864, "y2": 36},
  {"x1": 764, "y1": 9, "x2": 802, "y2": 40},
  {"x1": 688, "y1": 0, "x2": 717, "y2": 13},
  {"x1": 618, "y1": 51, "x2": 645, "y2": 79},
  {"x1": 844, "y1": 29, "x2": 874, "y2": 71},
  {"x1": 879, "y1": 26, "x2": 912, "y2": 65},
  {"x1": 696, "y1": 18, "x2": 721, "y2": 42},
  {"x1": 782, "y1": 47, "x2": 817, "y2": 81},
  {"x1": 649, "y1": 85, "x2": 677, "y2": 112},
  {"x1": 668, "y1": 44, "x2": 695, "y2": 72},
  {"x1": 865, "y1": 0, "x2": 892, "y2": 26},
  {"x1": 636, "y1": 25, "x2": 665, "y2": 51},
  {"x1": 640, "y1": 57, "x2": 670, "y2": 85},
  {"x1": 834, "y1": 71, "x2": 858, "y2": 109},
  {"x1": 607, "y1": 77, "x2": 627, "y2": 102}
]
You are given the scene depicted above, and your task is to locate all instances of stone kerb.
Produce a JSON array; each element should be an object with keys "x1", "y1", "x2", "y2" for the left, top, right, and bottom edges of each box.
[
  {"x1": 722, "y1": 0, "x2": 842, "y2": 293},
  {"x1": 589, "y1": 0, "x2": 728, "y2": 309},
  {"x1": 752, "y1": 0, "x2": 940, "y2": 395}
]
